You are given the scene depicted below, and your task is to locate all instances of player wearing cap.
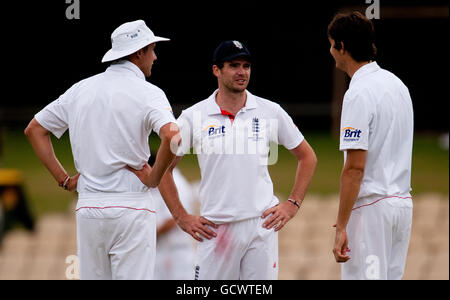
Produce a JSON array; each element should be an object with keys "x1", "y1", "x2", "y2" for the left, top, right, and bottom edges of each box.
[
  {"x1": 166, "y1": 40, "x2": 317, "y2": 280},
  {"x1": 328, "y1": 12, "x2": 414, "y2": 280},
  {"x1": 24, "y1": 20, "x2": 214, "y2": 280}
]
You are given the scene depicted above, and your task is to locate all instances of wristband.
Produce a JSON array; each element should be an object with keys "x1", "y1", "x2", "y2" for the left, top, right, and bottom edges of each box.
[
  {"x1": 59, "y1": 175, "x2": 70, "y2": 190},
  {"x1": 288, "y1": 198, "x2": 300, "y2": 208},
  {"x1": 58, "y1": 175, "x2": 69, "y2": 188}
]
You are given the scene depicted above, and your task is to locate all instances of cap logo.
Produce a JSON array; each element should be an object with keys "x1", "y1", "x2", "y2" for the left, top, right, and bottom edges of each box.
[{"x1": 233, "y1": 41, "x2": 243, "y2": 49}]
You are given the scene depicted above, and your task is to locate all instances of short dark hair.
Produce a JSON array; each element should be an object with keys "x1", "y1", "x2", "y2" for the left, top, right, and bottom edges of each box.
[
  {"x1": 213, "y1": 58, "x2": 251, "y2": 70},
  {"x1": 110, "y1": 44, "x2": 150, "y2": 65},
  {"x1": 215, "y1": 62, "x2": 225, "y2": 69},
  {"x1": 327, "y1": 11, "x2": 377, "y2": 62}
]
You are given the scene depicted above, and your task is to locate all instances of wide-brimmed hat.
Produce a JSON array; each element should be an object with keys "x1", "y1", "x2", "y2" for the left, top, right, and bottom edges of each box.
[{"x1": 102, "y1": 20, "x2": 169, "y2": 63}]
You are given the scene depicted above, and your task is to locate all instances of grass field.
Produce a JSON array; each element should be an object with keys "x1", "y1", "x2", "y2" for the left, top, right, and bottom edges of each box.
[{"x1": 0, "y1": 127, "x2": 448, "y2": 219}]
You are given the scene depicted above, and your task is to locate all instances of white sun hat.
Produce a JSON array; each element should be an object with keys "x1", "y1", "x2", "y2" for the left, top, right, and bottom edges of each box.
[{"x1": 101, "y1": 20, "x2": 170, "y2": 63}]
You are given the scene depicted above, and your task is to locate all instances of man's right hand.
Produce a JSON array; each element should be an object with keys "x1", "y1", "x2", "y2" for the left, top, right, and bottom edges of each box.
[
  {"x1": 176, "y1": 214, "x2": 218, "y2": 242},
  {"x1": 66, "y1": 173, "x2": 80, "y2": 192},
  {"x1": 126, "y1": 163, "x2": 159, "y2": 187}
]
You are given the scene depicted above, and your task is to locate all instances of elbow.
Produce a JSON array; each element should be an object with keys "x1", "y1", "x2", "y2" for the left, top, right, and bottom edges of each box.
[
  {"x1": 304, "y1": 148, "x2": 318, "y2": 170},
  {"x1": 343, "y1": 165, "x2": 365, "y2": 182},
  {"x1": 162, "y1": 126, "x2": 182, "y2": 155},
  {"x1": 310, "y1": 151, "x2": 318, "y2": 168},
  {"x1": 160, "y1": 123, "x2": 181, "y2": 144},
  {"x1": 24, "y1": 121, "x2": 35, "y2": 138},
  {"x1": 24, "y1": 119, "x2": 48, "y2": 141},
  {"x1": 296, "y1": 143, "x2": 318, "y2": 172},
  {"x1": 166, "y1": 129, "x2": 181, "y2": 146},
  {"x1": 24, "y1": 126, "x2": 30, "y2": 138}
]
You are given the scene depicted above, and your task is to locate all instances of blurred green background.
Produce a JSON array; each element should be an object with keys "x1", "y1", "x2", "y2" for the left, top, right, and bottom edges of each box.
[{"x1": 1, "y1": 128, "x2": 448, "y2": 219}]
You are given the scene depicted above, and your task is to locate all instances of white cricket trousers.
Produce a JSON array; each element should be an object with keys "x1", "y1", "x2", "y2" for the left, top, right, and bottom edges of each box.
[
  {"x1": 76, "y1": 192, "x2": 156, "y2": 280},
  {"x1": 194, "y1": 216, "x2": 278, "y2": 280},
  {"x1": 342, "y1": 195, "x2": 413, "y2": 280}
]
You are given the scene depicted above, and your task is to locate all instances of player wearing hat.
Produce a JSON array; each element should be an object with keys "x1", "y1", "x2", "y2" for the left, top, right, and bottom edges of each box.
[
  {"x1": 24, "y1": 20, "x2": 214, "y2": 280},
  {"x1": 328, "y1": 12, "x2": 414, "y2": 280},
  {"x1": 150, "y1": 40, "x2": 318, "y2": 279}
]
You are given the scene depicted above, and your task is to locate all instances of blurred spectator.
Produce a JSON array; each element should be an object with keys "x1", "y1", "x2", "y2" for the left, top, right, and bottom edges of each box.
[
  {"x1": 0, "y1": 169, "x2": 35, "y2": 244},
  {"x1": 0, "y1": 131, "x2": 35, "y2": 244}
]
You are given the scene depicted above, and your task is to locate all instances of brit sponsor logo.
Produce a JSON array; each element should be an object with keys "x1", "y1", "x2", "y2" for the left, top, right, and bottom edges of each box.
[
  {"x1": 342, "y1": 127, "x2": 362, "y2": 142},
  {"x1": 175, "y1": 112, "x2": 280, "y2": 165},
  {"x1": 204, "y1": 124, "x2": 226, "y2": 137}
]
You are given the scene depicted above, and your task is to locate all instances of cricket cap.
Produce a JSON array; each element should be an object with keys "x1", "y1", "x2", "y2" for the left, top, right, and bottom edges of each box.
[
  {"x1": 102, "y1": 20, "x2": 169, "y2": 63},
  {"x1": 212, "y1": 40, "x2": 252, "y2": 65}
]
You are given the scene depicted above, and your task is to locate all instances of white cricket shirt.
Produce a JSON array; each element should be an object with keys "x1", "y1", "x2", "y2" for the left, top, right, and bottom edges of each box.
[
  {"x1": 35, "y1": 60, "x2": 176, "y2": 194},
  {"x1": 339, "y1": 62, "x2": 414, "y2": 198},
  {"x1": 177, "y1": 90, "x2": 304, "y2": 223}
]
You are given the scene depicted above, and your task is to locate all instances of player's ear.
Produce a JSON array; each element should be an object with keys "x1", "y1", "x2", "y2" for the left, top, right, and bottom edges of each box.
[
  {"x1": 135, "y1": 49, "x2": 143, "y2": 58},
  {"x1": 340, "y1": 42, "x2": 346, "y2": 54},
  {"x1": 212, "y1": 65, "x2": 220, "y2": 77}
]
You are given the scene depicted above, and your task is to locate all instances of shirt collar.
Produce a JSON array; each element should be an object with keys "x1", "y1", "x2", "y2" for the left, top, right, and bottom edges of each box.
[
  {"x1": 206, "y1": 89, "x2": 258, "y2": 116},
  {"x1": 106, "y1": 60, "x2": 146, "y2": 80},
  {"x1": 349, "y1": 61, "x2": 380, "y2": 88}
]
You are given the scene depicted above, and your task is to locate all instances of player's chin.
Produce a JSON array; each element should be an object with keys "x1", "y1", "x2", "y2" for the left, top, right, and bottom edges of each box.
[{"x1": 233, "y1": 82, "x2": 248, "y2": 92}]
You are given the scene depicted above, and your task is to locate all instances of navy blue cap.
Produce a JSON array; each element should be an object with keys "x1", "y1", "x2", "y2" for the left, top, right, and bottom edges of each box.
[{"x1": 212, "y1": 40, "x2": 252, "y2": 65}]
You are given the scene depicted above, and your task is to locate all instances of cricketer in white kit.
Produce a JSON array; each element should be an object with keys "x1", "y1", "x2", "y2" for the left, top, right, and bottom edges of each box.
[
  {"x1": 328, "y1": 12, "x2": 414, "y2": 280},
  {"x1": 25, "y1": 20, "x2": 212, "y2": 280},
  {"x1": 170, "y1": 40, "x2": 317, "y2": 280}
]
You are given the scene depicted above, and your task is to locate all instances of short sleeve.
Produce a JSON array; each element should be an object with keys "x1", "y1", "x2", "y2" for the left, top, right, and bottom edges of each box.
[
  {"x1": 276, "y1": 104, "x2": 304, "y2": 150},
  {"x1": 339, "y1": 89, "x2": 373, "y2": 151},
  {"x1": 34, "y1": 83, "x2": 78, "y2": 138},
  {"x1": 144, "y1": 90, "x2": 176, "y2": 136}
]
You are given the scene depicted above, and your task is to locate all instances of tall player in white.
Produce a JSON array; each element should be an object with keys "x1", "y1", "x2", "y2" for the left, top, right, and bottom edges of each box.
[
  {"x1": 328, "y1": 12, "x2": 414, "y2": 280},
  {"x1": 25, "y1": 20, "x2": 215, "y2": 280}
]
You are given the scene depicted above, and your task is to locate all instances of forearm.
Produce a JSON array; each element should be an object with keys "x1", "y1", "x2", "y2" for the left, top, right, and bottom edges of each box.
[
  {"x1": 288, "y1": 156, "x2": 317, "y2": 204},
  {"x1": 288, "y1": 141, "x2": 317, "y2": 205},
  {"x1": 25, "y1": 124, "x2": 68, "y2": 184},
  {"x1": 336, "y1": 167, "x2": 363, "y2": 230},
  {"x1": 261, "y1": 143, "x2": 317, "y2": 231},
  {"x1": 157, "y1": 168, "x2": 188, "y2": 222},
  {"x1": 146, "y1": 123, "x2": 180, "y2": 187},
  {"x1": 148, "y1": 137, "x2": 176, "y2": 185}
]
